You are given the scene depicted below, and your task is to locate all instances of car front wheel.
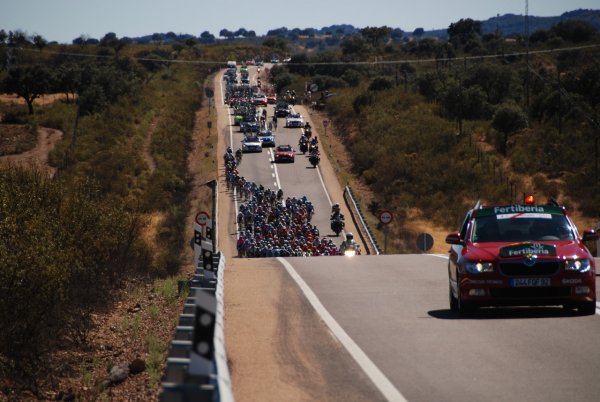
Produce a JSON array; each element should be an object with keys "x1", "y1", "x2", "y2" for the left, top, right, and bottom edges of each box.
[
  {"x1": 577, "y1": 301, "x2": 596, "y2": 316},
  {"x1": 457, "y1": 272, "x2": 476, "y2": 316},
  {"x1": 449, "y1": 282, "x2": 458, "y2": 311}
]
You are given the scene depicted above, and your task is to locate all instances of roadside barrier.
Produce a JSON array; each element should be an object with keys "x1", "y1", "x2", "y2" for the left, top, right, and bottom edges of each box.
[
  {"x1": 343, "y1": 186, "x2": 381, "y2": 255},
  {"x1": 161, "y1": 177, "x2": 234, "y2": 401}
]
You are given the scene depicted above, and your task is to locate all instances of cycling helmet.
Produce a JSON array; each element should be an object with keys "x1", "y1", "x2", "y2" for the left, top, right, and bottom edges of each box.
[
  {"x1": 346, "y1": 232, "x2": 354, "y2": 240},
  {"x1": 227, "y1": 147, "x2": 232, "y2": 153}
]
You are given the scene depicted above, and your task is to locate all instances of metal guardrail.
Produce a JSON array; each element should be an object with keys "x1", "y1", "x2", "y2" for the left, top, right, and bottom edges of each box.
[
  {"x1": 343, "y1": 186, "x2": 381, "y2": 255},
  {"x1": 161, "y1": 178, "x2": 234, "y2": 401}
]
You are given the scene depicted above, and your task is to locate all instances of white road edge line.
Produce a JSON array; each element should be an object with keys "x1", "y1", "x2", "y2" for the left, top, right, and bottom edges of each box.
[
  {"x1": 277, "y1": 257, "x2": 408, "y2": 402},
  {"x1": 222, "y1": 77, "x2": 240, "y2": 238},
  {"x1": 426, "y1": 255, "x2": 600, "y2": 315}
]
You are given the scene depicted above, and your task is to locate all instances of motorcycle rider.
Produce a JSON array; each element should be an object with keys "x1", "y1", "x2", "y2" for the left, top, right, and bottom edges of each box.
[
  {"x1": 224, "y1": 146, "x2": 235, "y2": 162},
  {"x1": 330, "y1": 203, "x2": 344, "y2": 220},
  {"x1": 339, "y1": 232, "x2": 358, "y2": 253}
]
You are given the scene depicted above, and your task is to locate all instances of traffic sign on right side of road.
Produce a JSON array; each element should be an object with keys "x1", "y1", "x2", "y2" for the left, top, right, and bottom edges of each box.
[{"x1": 379, "y1": 210, "x2": 393, "y2": 225}]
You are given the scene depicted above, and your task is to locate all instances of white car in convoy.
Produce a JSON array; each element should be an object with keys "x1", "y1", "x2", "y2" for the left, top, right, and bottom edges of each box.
[
  {"x1": 241, "y1": 135, "x2": 263, "y2": 153},
  {"x1": 285, "y1": 113, "x2": 305, "y2": 128}
]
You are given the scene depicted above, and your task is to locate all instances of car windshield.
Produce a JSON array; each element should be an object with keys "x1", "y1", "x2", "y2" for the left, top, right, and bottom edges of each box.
[
  {"x1": 278, "y1": 146, "x2": 292, "y2": 152},
  {"x1": 472, "y1": 213, "x2": 575, "y2": 242}
]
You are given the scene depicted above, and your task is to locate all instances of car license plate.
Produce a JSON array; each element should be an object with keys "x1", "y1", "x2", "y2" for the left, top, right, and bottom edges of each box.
[{"x1": 510, "y1": 278, "x2": 551, "y2": 287}]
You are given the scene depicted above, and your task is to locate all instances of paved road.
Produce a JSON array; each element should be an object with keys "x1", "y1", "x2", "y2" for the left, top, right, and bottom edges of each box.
[
  {"x1": 219, "y1": 66, "x2": 600, "y2": 402},
  {"x1": 220, "y1": 67, "x2": 348, "y2": 240},
  {"x1": 287, "y1": 254, "x2": 600, "y2": 402}
]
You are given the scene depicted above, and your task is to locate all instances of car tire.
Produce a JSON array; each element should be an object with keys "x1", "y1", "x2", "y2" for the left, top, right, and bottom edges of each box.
[
  {"x1": 457, "y1": 272, "x2": 476, "y2": 316},
  {"x1": 449, "y1": 283, "x2": 458, "y2": 311},
  {"x1": 577, "y1": 301, "x2": 596, "y2": 316}
]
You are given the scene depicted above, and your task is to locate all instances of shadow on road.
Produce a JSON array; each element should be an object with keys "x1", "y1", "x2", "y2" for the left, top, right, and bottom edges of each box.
[{"x1": 428, "y1": 306, "x2": 587, "y2": 320}]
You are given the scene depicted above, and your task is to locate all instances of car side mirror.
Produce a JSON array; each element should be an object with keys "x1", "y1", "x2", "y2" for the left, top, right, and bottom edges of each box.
[
  {"x1": 445, "y1": 232, "x2": 463, "y2": 245},
  {"x1": 582, "y1": 229, "x2": 598, "y2": 242}
]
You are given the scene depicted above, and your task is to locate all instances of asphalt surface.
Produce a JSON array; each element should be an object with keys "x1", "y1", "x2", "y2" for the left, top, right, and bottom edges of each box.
[
  {"x1": 287, "y1": 255, "x2": 600, "y2": 402},
  {"x1": 220, "y1": 66, "x2": 600, "y2": 402}
]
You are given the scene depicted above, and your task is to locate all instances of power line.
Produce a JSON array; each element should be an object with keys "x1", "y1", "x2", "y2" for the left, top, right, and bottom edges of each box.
[{"x1": 16, "y1": 43, "x2": 600, "y2": 66}]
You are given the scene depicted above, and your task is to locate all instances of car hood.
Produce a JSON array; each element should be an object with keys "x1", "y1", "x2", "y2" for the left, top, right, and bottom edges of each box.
[{"x1": 463, "y1": 240, "x2": 591, "y2": 261}]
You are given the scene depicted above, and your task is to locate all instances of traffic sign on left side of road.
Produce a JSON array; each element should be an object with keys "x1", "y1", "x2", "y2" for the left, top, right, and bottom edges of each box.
[{"x1": 195, "y1": 211, "x2": 210, "y2": 226}]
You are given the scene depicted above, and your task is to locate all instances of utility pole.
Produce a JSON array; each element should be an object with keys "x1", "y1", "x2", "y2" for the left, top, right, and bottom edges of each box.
[{"x1": 525, "y1": 0, "x2": 530, "y2": 109}]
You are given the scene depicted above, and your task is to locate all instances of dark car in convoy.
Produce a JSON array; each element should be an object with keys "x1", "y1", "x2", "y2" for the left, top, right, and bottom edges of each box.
[
  {"x1": 446, "y1": 197, "x2": 598, "y2": 316},
  {"x1": 274, "y1": 102, "x2": 290, "y2": 118}
]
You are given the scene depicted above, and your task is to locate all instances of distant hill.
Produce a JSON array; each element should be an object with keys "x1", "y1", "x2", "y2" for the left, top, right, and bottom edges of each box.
[
  {"x1": 424, "y1": 8, "x2": 600, "y2": 39},
  {"x1": 120, "y1": 9, "x2": 599, "y2": 44}
]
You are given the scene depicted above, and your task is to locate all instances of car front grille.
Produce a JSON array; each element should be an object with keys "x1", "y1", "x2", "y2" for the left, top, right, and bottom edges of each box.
[{"x1": 499, "y1": 261, "x2": 560, "y2": 276}]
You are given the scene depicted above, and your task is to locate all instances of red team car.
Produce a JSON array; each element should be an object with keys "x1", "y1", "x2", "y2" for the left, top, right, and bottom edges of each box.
[
  {"x1": 446, "y1": 197, "x2": 598, "y2": 315},
  {"x1": 273, "y1": 145, "x2": 295, "y2": 163}
]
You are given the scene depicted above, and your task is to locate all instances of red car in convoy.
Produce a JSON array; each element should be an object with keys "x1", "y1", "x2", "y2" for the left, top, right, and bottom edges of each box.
[
  {"x1": 273, "y1": 145, "x2": 295, "y2": 163},
  {"x1": 446, "y1": 197, "x2": 598, "y2": 315}
]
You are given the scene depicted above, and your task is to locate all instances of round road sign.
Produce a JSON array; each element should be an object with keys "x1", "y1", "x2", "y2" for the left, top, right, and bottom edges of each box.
[
  {"x1": 416, "y1": 233, "x2": 434, "y2": 252},
  {"x1": 310, "y1": 83, "x2": 319, "y2": 92},
  {"x1": 379, "y1": 210, "x2": 393, "y2": 225},
  {"x1": 195, "y1": 211, "x2": 210, "y2": 226}
]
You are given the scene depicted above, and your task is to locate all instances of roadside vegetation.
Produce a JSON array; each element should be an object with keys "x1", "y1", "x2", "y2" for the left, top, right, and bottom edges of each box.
[
  {"x1": 0, "y1": 31, "x2": 271, "y2": 398},
  {"x1": 270, "y1": 20, "x2": 600, "y2": 251}
]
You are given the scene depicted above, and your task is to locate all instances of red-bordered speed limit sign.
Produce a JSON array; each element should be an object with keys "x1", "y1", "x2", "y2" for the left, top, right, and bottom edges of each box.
[
  {"x1": 379, "y1": 210, "x2": 393, "y2": 225},
  {"x1": 195, "y1": 211, "x2": 210, "y2": 226}
]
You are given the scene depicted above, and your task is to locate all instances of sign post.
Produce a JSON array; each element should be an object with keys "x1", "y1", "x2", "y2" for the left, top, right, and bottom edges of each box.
[
  {"x1": 323, "y1": 119, "x2": 329, "y2": 137},
  {"x1": 379, "y1": 210, "x2": 393, "y2": 254}
]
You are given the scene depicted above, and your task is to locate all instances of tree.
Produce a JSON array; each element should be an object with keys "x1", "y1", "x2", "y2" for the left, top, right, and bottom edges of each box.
[
  {"x1": 0, "y1": 29, "x2": 8, "y2": 45},
  {"x1": 413, "y1": 28, "x2": 425, "y2": 37},
  {"x1": 262, "y1": 37, "x2": 287, "y2": 51},
  {"x1": 2, "y1": 65, "x2": 52, "y2": 114},
  {"x1": 55, "y1": 63, "x2": 82, "y2": 103},
  {"x1": 199, "y1": 31, "x2": 215, "y2": 44},
  {"x1": 360, "y1": 26, "x2": 392, "y2": 48},
  {"x1": 32, "y1": 34, "x2": 47, "y2": 52},
  {"x1": 8, "y1": 30, "x2": 30, "y2": 47},
  {"x1": 234, "y1": 28, "x2": 248, "y2": 38},
  {"x1": 447, "y1": 18, "x2": 481, "y2": 47},
  {"x1": 552, "y1": 20, "x2": 597, "y2": 43},
  {"x1": 492, "y1": 103, "x2": 528, "y2": 156},
  {"x1": 368, "y1": 77, "x2": 394, "y2": 91},
  {"x1": 340, "y1": 35, "x2": 368, "y2": 57},
  {"x1": 219, "y1": 29, "x2": 234, "y2": 40}
]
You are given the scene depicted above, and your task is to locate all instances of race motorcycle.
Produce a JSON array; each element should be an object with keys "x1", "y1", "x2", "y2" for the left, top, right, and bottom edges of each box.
[
  {"x1": 309, "y1": 154, "x2": 320, "y2": 168},
  {"x1": 299, "y1": 140, "x2": 308, "y2": 154},
  {"x1": 342, "y1": 243, "x2": 361, "y2": 257},
  {"x1": 330, "y1": 217, "x2": 345, "y2": 236}
]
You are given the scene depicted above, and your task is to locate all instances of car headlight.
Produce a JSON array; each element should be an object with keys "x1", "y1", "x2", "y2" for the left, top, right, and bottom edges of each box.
[
  {"x1": 465, "y1": 261, "x2": 494, "y2": 274},
  {"x1": 564, "y1": 259, "x2": 591, "y2": 273}
]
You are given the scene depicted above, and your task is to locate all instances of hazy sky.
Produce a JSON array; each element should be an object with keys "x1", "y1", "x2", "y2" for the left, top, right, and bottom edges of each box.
[{"x1": 2, "y1": 0, "x2": 598, "y2": 43}]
